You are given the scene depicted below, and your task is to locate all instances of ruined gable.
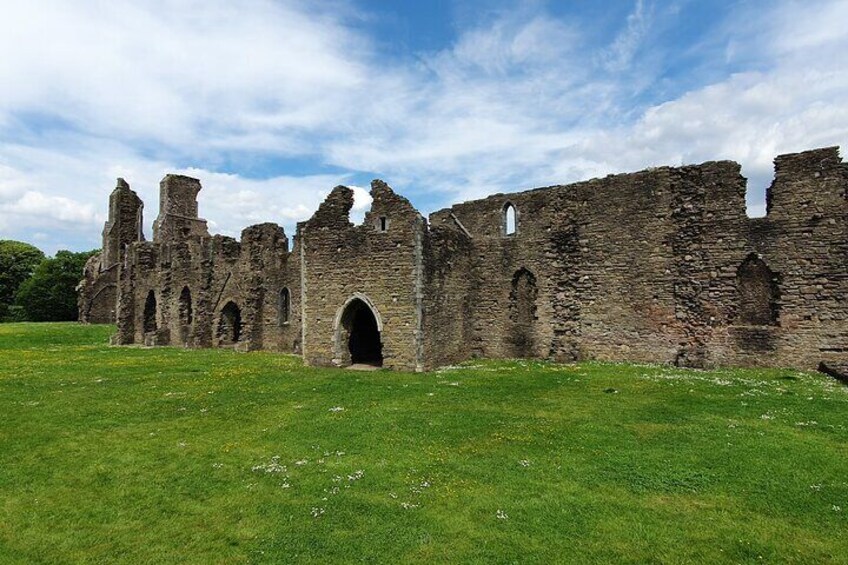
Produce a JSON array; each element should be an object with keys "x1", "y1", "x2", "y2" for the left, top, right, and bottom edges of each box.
[{"x1": 298, "y1": 180, "x2": 427, "y2": 371}]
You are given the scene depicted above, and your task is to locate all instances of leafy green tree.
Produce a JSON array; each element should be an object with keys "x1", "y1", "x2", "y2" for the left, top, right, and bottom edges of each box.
[
  {"x1": 0, "y1": 240, "x2": 45, "y2": 321},
  {"x1": 14, "y1": 250, "x2": 98, "y2": 322}
]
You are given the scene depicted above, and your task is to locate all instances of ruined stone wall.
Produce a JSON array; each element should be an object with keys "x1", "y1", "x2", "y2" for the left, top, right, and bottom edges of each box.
[
  {"x1": 115, "y1": 229, "x2": 301, "y2": 352},
  {"x1": 86, "y1": 147, "x2": 846, "y2": 373},
  {"x1": 78, "y1": 178, "x2": 144, "y2": 323},
  {"x1": 421, "y1": 217, "x2": 475, "y2": 368},
  {"x1": 554, "y1": 168, "x2": 683, "y2": 365},
  {"x1": 102, "y1": 179, "x2": 144, "y2": 269},
  {"x1": 152, "y1": 175, "x2": 210, "y2": 242},
  {"x1": 428, "y1": 188, "x2": 564, "y2": 363},
  {"x1": 298, "y1": 181, "x2": 426, "y2": 371},
  {"x1": 111, "y1": 176, "x2": 300, "y2": 354},
  {"x1": 78, "y1": 254, "x2": 118, "y2": 324},
  {"x1": 704, "y1": 148, "x2": 848, "y2": 369},
  {"x1": 429, "y1": 147, "x2": 847, "y2": 371}
]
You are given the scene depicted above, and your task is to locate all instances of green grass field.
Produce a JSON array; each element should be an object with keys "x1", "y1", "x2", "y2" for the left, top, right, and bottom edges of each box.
[{"x1": 1, "y1": 323, "x2": 846, "y2": 564}]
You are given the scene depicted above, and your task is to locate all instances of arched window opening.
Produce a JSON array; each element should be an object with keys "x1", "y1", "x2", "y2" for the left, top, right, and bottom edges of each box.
[
  {"x1": 143, "y1": 290, "x2": 157, "y2": 334},
  {"x1": 737, "y1": 254, "x2": 779, "y2": 326},
  {"x1": 178, "y1": 286, "x2": 193, "y2": 326},
  {"x1": 504, "y1": 203, "x2": 517, "y2": 236},
  {"x1": 217, "y1": 301, "x2": 242, "y2": 345},
  {"x1": 279, "y1": 287, "x2": 290, "y2": 325},
  {"x1": 338, "y1": 298, "x2": 382, "y2": 366},
  {"x1": 508, "y1": 268, "x2": 538, "y2": 357}
]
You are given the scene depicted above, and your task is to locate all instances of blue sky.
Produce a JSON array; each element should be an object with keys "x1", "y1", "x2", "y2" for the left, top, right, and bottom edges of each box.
[{"x1": 0, "y1": 0, "x2": 846, "y2": 254}]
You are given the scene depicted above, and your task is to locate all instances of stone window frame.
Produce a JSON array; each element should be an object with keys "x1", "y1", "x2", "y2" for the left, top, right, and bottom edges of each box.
[
  {"x1": 376, "y1": 215, "x2": 389, "y2": 233},
  {"x1": 279, "y1": 287, "x2": 291, "y2": 326},
  {"x1": 502, "y1": 202, "x2": 518, "y2": 237}
]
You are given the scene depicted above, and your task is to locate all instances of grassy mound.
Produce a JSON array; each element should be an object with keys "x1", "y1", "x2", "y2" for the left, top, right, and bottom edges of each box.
[{"x1": 1, "y1": 323, "x2": 846, "y2": 563}]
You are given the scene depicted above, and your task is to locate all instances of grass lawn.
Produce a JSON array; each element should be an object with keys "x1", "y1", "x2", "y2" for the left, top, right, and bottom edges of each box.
[{"x1": 1, "y1": 323, "x2": 846, "y2": 564}]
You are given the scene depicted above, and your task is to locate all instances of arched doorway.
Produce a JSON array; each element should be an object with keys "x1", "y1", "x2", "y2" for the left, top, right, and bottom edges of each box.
[
  {"x1": 335, "y1": 296, "x2": 383, "y2": 367},
  {"x1": 217, "y1": 301, "x2": 242, "y2": 346}
]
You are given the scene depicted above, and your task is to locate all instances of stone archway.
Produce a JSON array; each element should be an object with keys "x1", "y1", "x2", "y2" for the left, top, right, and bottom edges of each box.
[
  {"x1": 334, "y1": 294, "x2": 383, "y2": 367},
  {"x1": 217, "y1": 301, "x2": 242, "y2": 346}
]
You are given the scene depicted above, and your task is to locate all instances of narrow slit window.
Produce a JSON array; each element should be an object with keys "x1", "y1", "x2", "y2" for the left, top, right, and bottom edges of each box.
[
  {"x1": 504, "y1": 204, "x2": 517, "y2": 236},
  {"x1": 279, "y1": 287, "x2": 290, "y2": 325},
  {"x1": 379, "y1": 216, "x2": 387, "y2": 232}
]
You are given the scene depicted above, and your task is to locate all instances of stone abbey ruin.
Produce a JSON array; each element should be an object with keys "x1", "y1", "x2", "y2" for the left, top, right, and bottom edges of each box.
[{"x1": 78, "y1": 147, "x2": 847, "y2": 374}]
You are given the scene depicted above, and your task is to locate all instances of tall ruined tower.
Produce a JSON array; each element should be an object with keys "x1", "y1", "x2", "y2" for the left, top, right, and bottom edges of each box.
[
  {"x1": 152, "y1": 174, "x2": 210, "y2": 242},
  {"x1": 101, "y1": 178, "x2": 144, "y2": 268},
  {"x1": 78, "y1": 178, "x2": 144, "y2": 323}
]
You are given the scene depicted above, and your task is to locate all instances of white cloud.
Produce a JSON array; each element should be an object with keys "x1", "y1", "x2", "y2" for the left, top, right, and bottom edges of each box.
[
  {"x1": 327, "y1": 0, "x2": 848, "y2": 212},
  {"x1": 0, "y1": 137, "x2": 351, "y2": 252},
  {"x1": 2, "y1": 191, "x2": 99, "y2": 224},
  {"x1": 600, "y1": 0, "x2": 650, "y2": 72},
  {"x1": 0, "y1": 0, "x2": 370, "y2": 152},
  {"x1": 1, "y1": 0, "x2": 846, "y2": 254}
]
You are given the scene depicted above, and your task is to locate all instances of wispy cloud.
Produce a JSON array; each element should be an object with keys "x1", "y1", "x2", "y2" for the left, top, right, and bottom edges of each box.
[
  {"x1": 328, "y1": 0, "x2": 848, "y2": 211},
  {"x1": 0, "y1": 0, "x2": 371, "y2": 154},
  {"x1": 600, "y1": 0, "x2": 650, "y2": 72}
]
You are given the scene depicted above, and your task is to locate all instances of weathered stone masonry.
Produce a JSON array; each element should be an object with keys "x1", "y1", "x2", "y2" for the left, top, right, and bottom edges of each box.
[{"x1": 79, "y1": 147, "x2": 847, "y2": 374}]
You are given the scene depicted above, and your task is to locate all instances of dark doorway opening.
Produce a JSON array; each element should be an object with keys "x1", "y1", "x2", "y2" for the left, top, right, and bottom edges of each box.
[
  {"x1": 218, "y1": 301, "x2": 242, "y2": 345},
  {"x1": 143, "y1": 290, "x2": 157, "y2": 334},
  {"x1": 342, "y1": 299, "x2": 383, "y2": 366}
]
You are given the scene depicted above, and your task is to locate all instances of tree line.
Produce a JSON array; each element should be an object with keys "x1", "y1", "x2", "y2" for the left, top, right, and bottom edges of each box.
[{"x1": 0, "y1": 240, "x2": 97, "y2": 322}]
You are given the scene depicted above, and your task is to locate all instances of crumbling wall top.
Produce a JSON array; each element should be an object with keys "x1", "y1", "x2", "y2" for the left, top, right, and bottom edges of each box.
[
  {"x1": 153, "y1": 174, "x2": 210, "y2": 243},
  {"x1": 159, "y1": 174, "x2": 202, "y2": 217},
  {"x1": 305, "y1": 185, "x2": 354, "y2": 229}
]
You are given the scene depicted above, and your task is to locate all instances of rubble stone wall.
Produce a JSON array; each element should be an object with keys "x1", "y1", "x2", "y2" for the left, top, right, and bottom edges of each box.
[
  {"x1": 78, "y1": 178, "x2": 143, "y2": 323},
  {"x1": 81, "y1": 147, "x2": 846, "y2": 373},
  {"x1": 428, "y1": 147, "x2": 846, "y2": 370},
  {"x1": 298, "y1": 181, "x2": 426, "y2": 370},
  {"x1": 108, "y1": 176, "x2": 300, "y2": 354}
]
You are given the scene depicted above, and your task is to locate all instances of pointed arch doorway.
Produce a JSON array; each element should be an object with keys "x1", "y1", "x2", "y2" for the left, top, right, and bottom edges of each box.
[{"x1": 334, "y1": 294, "x2": 383, "y2": 367}]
